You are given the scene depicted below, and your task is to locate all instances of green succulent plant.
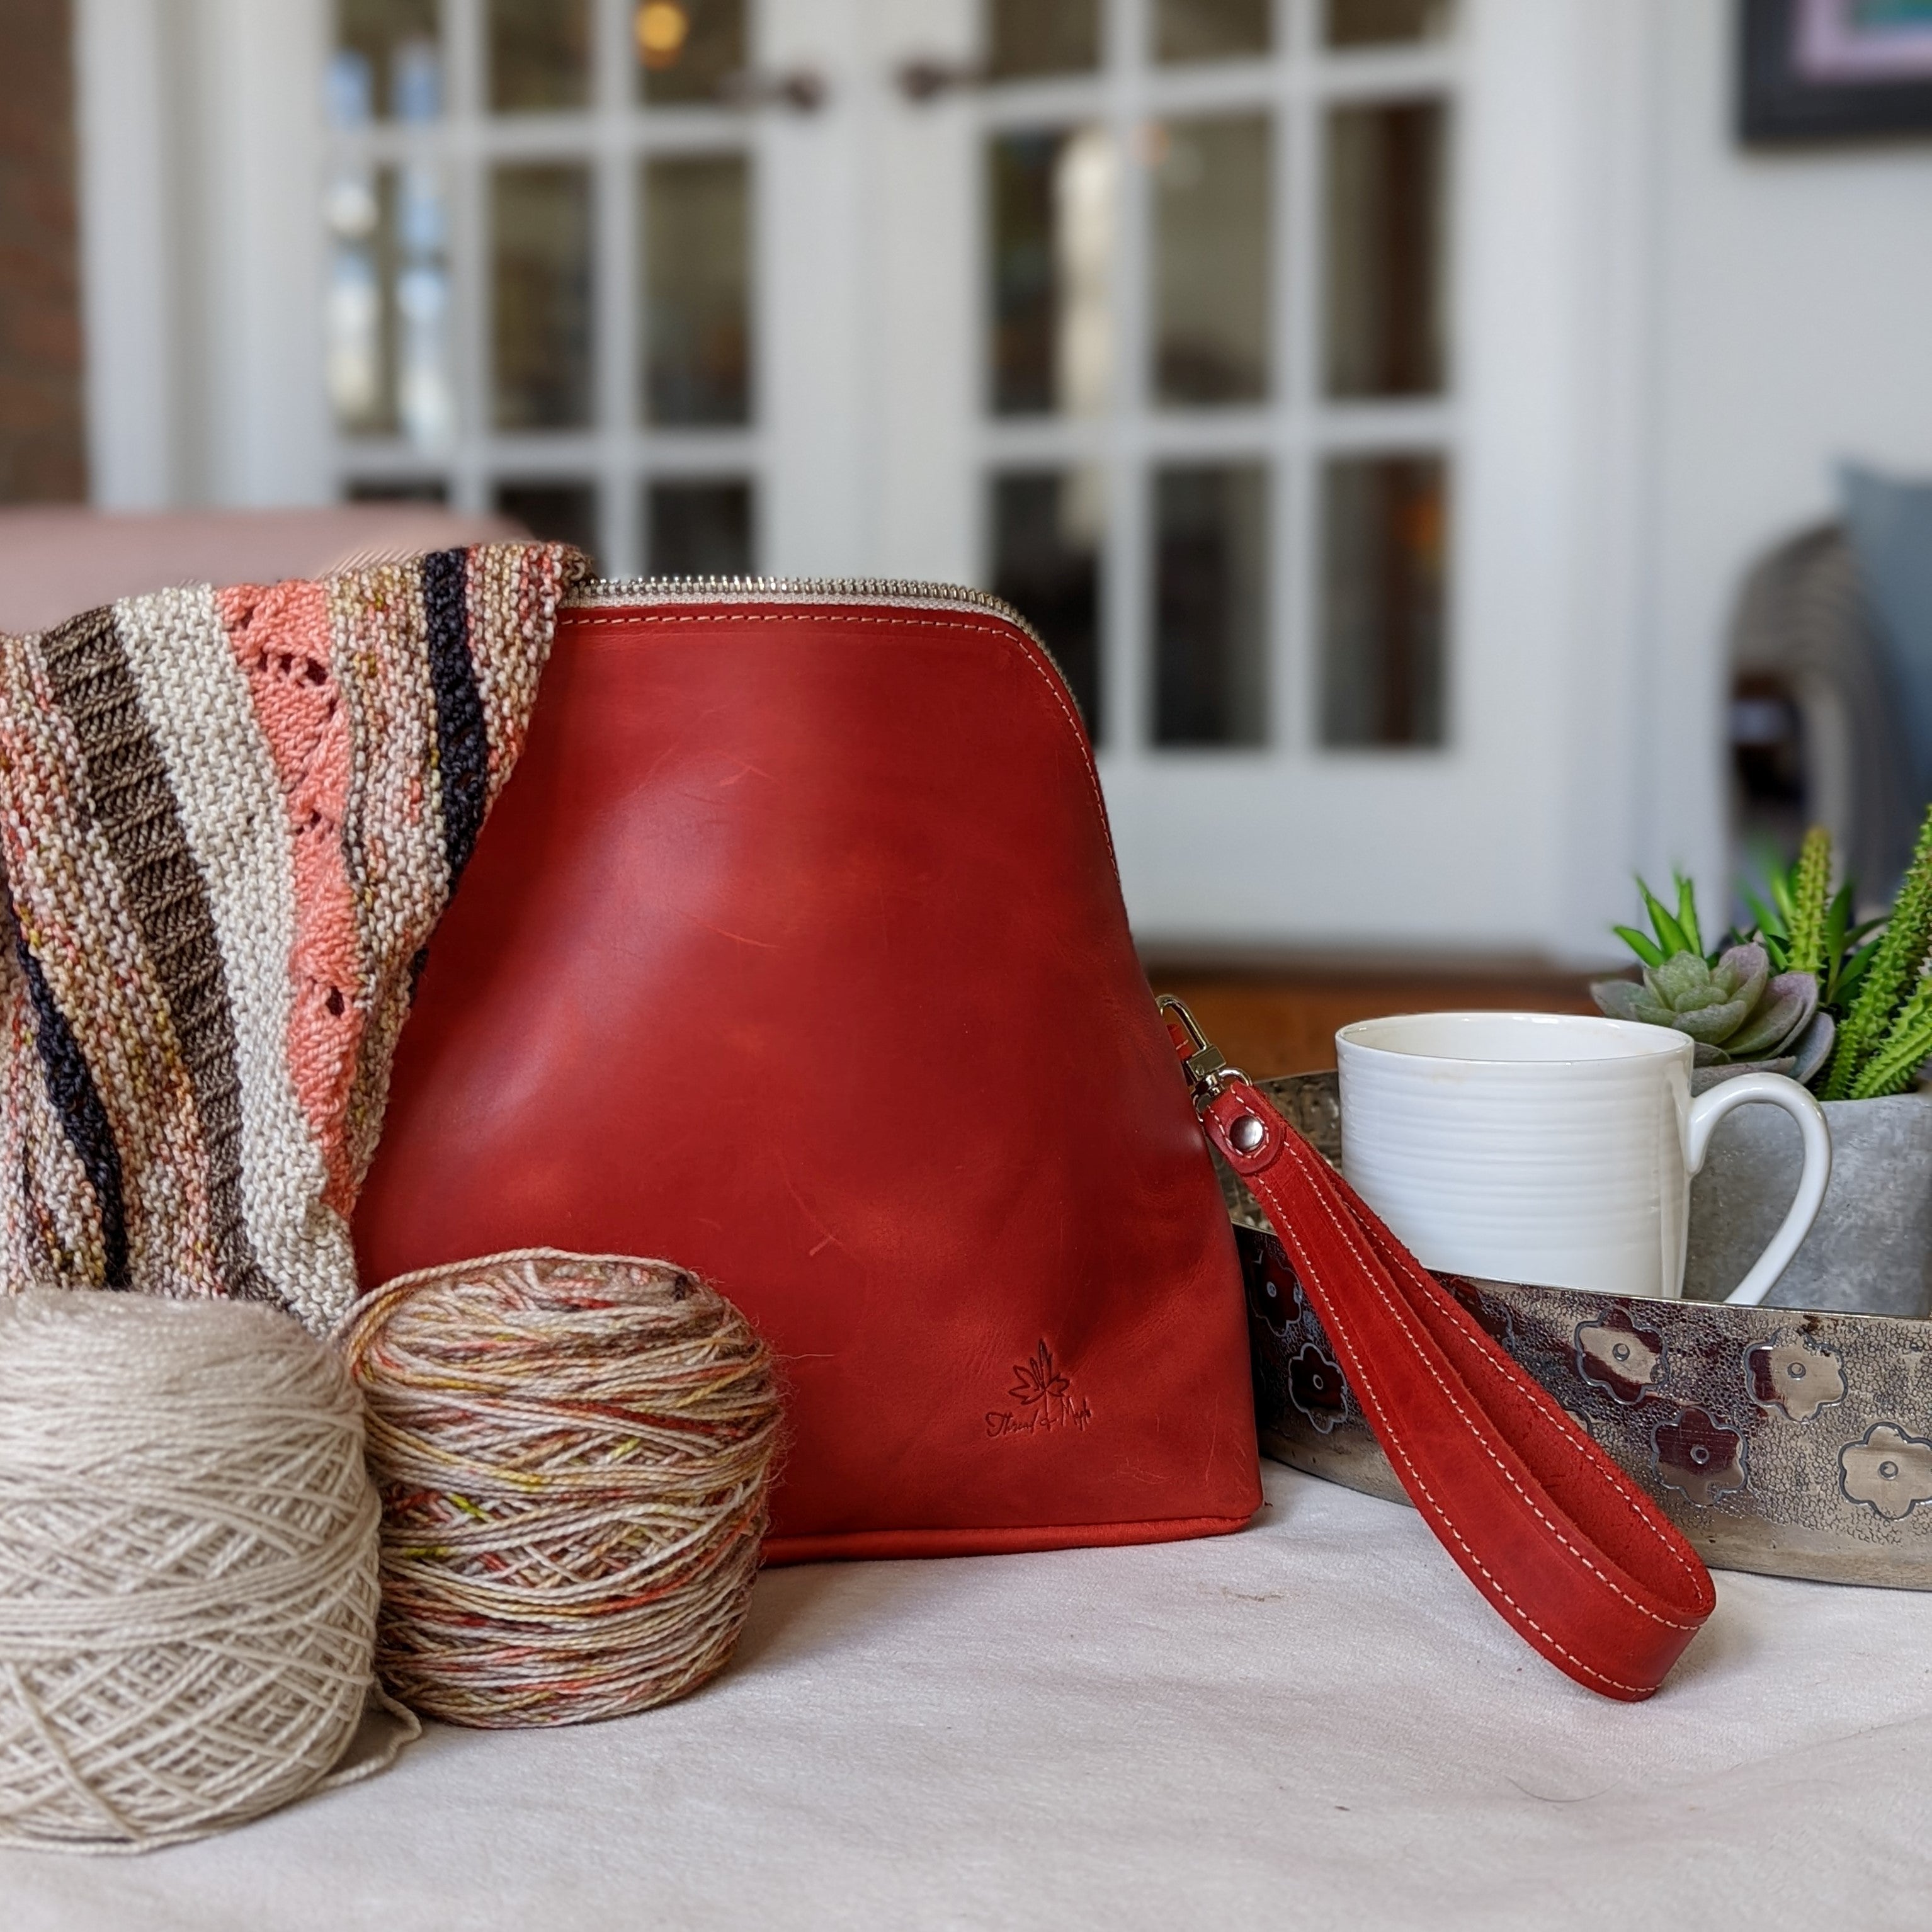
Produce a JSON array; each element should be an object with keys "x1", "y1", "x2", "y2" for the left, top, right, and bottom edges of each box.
[
  {"x1": 1593, "y1": 924, "x2": 1831, "y2": 1084},
  {"x1": 1596, "y1": 809, "x2": 1932, "y2": 1100}
]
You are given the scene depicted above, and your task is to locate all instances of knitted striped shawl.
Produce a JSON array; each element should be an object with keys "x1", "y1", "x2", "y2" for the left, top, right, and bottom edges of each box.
[{"x1": 0, "y1": 542, "x2": 585, "y2": 1333}]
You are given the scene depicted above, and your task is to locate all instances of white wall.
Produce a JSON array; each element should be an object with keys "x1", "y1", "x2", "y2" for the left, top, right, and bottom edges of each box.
[{"x1": 1604, "y1": 0, "x2": 1932, "y2": 954}]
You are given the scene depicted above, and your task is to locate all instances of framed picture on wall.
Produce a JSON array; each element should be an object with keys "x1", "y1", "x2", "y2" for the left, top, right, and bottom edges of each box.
[{"x1": 1741, "y1": 0, "x2": 1932, "y2": 142}]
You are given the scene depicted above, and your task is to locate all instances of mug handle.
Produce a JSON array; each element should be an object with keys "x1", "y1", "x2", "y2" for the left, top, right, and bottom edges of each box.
[{"x1": 1684, "y1": 1071, "x2": 1833, "y2": 1307}]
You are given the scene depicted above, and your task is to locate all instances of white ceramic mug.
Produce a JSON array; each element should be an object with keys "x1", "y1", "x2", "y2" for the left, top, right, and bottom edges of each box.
[{"x1": 1334, "y1": 1011, "x2": 1833, "y2": 1305}]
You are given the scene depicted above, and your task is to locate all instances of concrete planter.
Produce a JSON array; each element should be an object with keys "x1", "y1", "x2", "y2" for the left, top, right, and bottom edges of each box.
[{"x1": 1685, "y1": 1092, "x2": 1932, "y2": 1316}]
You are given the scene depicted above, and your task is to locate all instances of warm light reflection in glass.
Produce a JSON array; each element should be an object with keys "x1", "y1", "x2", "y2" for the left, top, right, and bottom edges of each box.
[{"x1": 637, "y1": 1, "x2": 690, "y2": 66}]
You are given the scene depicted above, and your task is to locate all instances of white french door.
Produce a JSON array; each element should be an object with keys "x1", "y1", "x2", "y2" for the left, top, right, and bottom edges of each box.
[
  {"x1": 81, "y1": 0, "x2": 1646, "y2": 957},
  {"x1": 863, "y1": 0, "x2": 1533, "y2": 952}
]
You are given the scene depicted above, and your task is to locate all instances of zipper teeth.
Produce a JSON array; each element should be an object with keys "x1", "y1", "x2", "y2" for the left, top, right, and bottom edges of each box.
[
  {"x1": 575, "y1": 574, "x2": 1032, "y2": 631},
  {"x1": 569, "y1": 574, "x2": 1071, "y2": 700}
]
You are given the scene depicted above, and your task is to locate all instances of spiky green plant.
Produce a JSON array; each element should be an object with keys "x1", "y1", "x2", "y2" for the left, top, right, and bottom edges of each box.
[
  {"x1": 1850, "y1": 979, "x2": 1932, "y2": 1100},
  {"x1": 1822, "y1": 805, "x2": 1932, "y2": 1099},
  {"x1": 1742, "y1": 827, "x2": 1882, "y2": 1013},
  {"x1": 1786, "y1": 826, "x2": 1832, "y2": 975}
]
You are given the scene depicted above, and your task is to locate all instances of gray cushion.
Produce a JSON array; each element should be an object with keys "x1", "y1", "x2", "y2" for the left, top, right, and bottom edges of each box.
[{"x1": 1843, "y1": 462, "x2": 1932, "y2": 797}]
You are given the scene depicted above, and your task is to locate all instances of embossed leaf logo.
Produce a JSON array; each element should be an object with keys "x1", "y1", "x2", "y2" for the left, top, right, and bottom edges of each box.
[{"x1": 1011, "y1": 1342, "x2": 1069, "y2": 1409}]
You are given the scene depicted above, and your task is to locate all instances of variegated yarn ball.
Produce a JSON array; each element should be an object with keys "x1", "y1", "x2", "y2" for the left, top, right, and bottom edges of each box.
[
  {"x1": 0, "y1": 1290, "x2": 392, "y2": 1852},
  {"x1": 336, "y1": 1249, "x2": 782, "y2": 1729}
]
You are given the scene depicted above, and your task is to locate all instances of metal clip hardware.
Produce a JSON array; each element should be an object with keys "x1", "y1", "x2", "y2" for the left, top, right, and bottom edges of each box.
[{"x1": 1156, "y1": 995, "x2": 1247, "y2": 1108}]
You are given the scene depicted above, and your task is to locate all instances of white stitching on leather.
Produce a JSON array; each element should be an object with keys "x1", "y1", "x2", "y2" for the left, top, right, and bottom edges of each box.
[
  {"x1": 1254, "y1": 1127, "x2": 1705, "y2": 1637},
  {"x1": 1430, "y1": 1280, "x2": 1711, "y2": 1589},
  {"x1": 1288, "y1": 1145, "x2": 1704, "y2": 1628},
  {"x1": 1333, "y1": 1154, "x2": 1709, "y2": 1598},
  {"x1": 1267, "y1": 1199, "x2": 1665, "y2": 1694}
]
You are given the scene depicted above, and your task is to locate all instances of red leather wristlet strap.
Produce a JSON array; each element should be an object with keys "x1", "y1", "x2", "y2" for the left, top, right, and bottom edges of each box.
[{"x1": 1162, "y1": 1006, "x2": 1715, "y2": 1701}]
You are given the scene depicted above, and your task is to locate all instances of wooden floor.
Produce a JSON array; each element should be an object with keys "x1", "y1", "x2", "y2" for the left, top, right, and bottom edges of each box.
[{"x1": 1145, "y1": 960, "x2": 1600, "y2": 1081}]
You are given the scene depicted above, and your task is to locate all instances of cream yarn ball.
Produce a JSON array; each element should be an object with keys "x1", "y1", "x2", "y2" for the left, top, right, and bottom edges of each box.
[{"x1": 0, "y1": 1290, "x2": 397, "y2": 1851}]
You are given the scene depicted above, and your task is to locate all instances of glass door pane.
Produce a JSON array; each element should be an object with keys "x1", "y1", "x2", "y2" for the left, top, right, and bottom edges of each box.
[
  {"x1": 987, "y1": 0, "x2": 1101, "y2": 79},
  {"x1": 334, "y1": 0, "x2": 441, "y2": 122},
  {"x1": 641, "y1": 156, "x2": 752, "y2": 426},
  {"x1": 494, "y1": 481, "x2": 601, "y2": 563},
  {"x1": 1325, "y1": 99, "x2": 1448, "y2": 399},
  {"x1": 1154, "y1": 0, "x2": 1270, "y2": 64},
  {"x1": 991, "y1": 469, "x2": 1105, "y2": 739},
  {"x1": 327, "y1": 167, "x2": 397, "y2": 435},
  {"x1": 988, "y1": 128, "x2": 1115, "y2": 418},
  {"x1": 636, "y1": 0, "x2": 745, "y2": 105},
  {"x1": 1151, "y1": 115, "x2": 1270, "y2": 406},
  {"x1": 491, "y1": 164, "x2": 594, "y2": 429},
  {"x1": 1154, "y1": 464, "x2": 1268, "y2": 747},
  {"x1": 1326, "y1": 0, "x2": 1454, "y2": 47},
  {"x1": 1321, "y1": 454, "x2": 1447, "y2": 747},
  {"x1": 328, "y1": 162, "x2": 453, "y2": 448},
  {"x1": 489, "y1": 0, "x2": 591, "y2": 111},
  {"x1": 645, "y1": 480, "x2": 754, "y2": 575}
]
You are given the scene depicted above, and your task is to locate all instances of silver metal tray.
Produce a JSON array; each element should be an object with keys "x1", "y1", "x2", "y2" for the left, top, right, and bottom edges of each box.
[{"x1": 1234, "y1": 1073, "x2": 1932, "y2": 1589}]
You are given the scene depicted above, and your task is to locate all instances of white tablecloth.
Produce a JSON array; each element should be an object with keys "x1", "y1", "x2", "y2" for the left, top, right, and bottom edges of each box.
[{"x1": 11, "y1": 1463, "x2": 1932, "y2": 1929}]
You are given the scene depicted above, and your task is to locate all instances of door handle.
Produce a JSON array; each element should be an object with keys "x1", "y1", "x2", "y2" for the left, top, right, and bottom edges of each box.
[
  {"x1": 895, "y1": 56, "x2": 986, "y2": 103},
  {"x1": 720, "y1": 67, "x2": 829, "y2": 112}
]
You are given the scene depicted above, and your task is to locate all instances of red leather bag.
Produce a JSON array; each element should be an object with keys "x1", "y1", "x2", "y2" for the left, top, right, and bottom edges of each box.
[{"x1": 356, "y1": 579, "x2": 1714, "y2": 1700}]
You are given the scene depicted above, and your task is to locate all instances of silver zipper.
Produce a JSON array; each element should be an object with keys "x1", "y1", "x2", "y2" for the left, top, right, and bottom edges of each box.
[{"x1": 569, "y1": 574, "x2": 1073, "y2": 702}]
